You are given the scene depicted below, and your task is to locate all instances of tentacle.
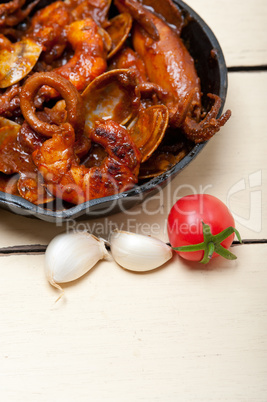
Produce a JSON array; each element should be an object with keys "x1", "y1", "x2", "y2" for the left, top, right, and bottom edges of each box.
[
  {"x1": 181, "y1": 94, "x2": 231, "y2": 143},
  {"x1": 92, "y1": 119, "x2": 141, "y2": 173},
  {"x1": 20, "y1": 72, "x2": 85, "y2": 138},
  {"x1": 169, "y1": 87, "x2": 200, "y2": 128},
  {"x1": 138, "y1": 82, "x2": 168, "y2": 100}
]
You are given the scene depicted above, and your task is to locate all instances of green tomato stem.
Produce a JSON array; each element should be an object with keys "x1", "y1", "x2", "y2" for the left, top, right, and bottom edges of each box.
[{"x1": 172, "y1": 222, "x2": 242, "y2": 264}]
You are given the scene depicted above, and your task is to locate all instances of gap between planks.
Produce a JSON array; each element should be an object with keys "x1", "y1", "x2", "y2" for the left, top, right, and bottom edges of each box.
[
  {"x1": 0, "y1": 240, "x2": 266, "y2": 256},
  {"x1": 228, "y1": 65, "x2": 267, "y2": 72}
]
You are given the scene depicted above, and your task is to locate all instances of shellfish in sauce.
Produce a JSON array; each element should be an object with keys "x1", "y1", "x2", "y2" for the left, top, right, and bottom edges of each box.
[{"x1": 0, "y1": 0, "x2": 231, "y2": 206}]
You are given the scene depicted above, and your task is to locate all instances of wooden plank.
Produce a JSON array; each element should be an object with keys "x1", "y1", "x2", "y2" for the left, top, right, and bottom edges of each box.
[
  {"x1": 186, "y1": 0, "x2": 267, "y2": 67},
  {"x1": 0, "y1": 209, "x2": 65, "y2": 248},
  {"x1": 0, "y1": 244, "x2": 266, "y2": 401},
  {"x1": 165, "y1": 71, "x2": 267, "y2": 240},
  {"x1": 0, "y1": 71, "x2": 266, "y2": 247}
]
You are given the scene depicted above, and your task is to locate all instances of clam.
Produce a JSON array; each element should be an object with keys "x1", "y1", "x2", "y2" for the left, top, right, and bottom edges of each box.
[
  {"x1": 82, "y1": 68, "x2": 140, "y2": 134},
  {"x1": 98, "y1": 26, "x2": 113, "y2": 54},
  {"x1": 0, "y1": 38, "x2": 42, "y2": 88},
  {"x1": 129, "y1": 105, "x2": 169, "y2": 162},
  {"x1": 106, "y1": 13, "x2": 133, "y2": 59}
]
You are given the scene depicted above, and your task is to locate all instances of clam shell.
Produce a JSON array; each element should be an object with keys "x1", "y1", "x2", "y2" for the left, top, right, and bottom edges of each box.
[
  {"x1": 106, "y1": 13, "x2": 132, "y2": 59},
  {"x1": 0, "y1": 38, "x2": 42, "y2": 88},
  {"x1": 129, "y1": 105, "x2": 169, "y2": 162},
  {"x1": 82, "y1": 68, "x2": 140, "y2": 134}
]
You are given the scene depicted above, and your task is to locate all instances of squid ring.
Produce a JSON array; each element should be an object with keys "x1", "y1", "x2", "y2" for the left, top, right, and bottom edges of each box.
[{"x1": 20, "y1": 72, "x2": 85, "y2": 138}]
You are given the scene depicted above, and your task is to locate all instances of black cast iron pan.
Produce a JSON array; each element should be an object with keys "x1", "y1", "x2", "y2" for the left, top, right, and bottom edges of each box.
[{"x1": 0, "y1": 0, "x2": 228, "y2": 222}]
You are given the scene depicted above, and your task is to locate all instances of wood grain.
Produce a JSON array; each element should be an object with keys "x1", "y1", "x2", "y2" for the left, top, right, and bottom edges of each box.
[
  {"x1": 0, "y1": 1, "x2": 266, "y2": 401},
  {"x1": 0, "y1": 245, "x2": 266, "y2": 401},
  {"x1": 187, "y1": 0, "x2": 267, "y2": 67}
]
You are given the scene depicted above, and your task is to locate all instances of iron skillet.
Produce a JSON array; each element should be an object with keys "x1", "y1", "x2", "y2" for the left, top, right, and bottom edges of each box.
[{"x1": 0, "y1": 0, "x2": 229, "y2": 222}]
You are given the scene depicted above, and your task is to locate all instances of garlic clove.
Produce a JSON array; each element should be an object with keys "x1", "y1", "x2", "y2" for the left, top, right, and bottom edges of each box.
[
  {"x1": 45, "y1": 232, "x2": 109, "y2": 296},
  {"x1": 109, "y1": 230, "x2": 173, "y2": 272}
]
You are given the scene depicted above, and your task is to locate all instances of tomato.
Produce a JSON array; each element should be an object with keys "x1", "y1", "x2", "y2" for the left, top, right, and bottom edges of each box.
[{"x1": 167, "y1": 194, "x2": 241, "y2": 263}]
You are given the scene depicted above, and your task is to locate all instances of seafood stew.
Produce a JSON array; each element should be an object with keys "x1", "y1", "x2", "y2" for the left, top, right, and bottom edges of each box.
[{"x1": 0, "y1": 0, "x2": 230, "y2": 221}]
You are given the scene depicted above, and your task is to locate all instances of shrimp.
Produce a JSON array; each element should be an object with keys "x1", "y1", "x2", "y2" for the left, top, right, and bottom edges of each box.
[
  {"x1": 55, "y1": 18, "x2": 110, "y2": 91},
  {"x1": 26, "y1": 1, "x2": 73, "y2": 64},
  {"x1": 36, "y1": 18, "x2": 110, "y2": 103},
  {"x1": 32, "y1": 119, "x2": 141, "y2": 204}
]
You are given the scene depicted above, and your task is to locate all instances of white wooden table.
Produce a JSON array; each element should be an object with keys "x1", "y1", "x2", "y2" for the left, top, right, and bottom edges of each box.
[{"x1": 0, "y1": 1, "x2": 267, "y2": 401}]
